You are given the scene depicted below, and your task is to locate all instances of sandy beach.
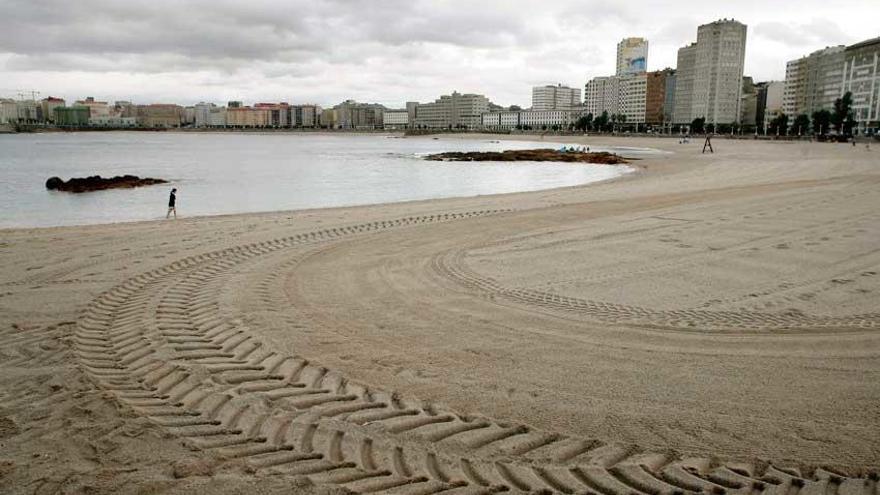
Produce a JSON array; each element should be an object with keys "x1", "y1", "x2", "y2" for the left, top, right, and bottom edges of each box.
[{"x1": 1, "y1": 135, "x2": 878, "y2": 494}]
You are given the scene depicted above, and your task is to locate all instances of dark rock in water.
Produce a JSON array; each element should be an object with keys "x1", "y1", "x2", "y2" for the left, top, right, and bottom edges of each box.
[
  {"x1": 423, "y1": 149, "x2": 629, "y2": 164},
  {"x1": 45, "y1": 175, "x2": 168, "y2": 193}
]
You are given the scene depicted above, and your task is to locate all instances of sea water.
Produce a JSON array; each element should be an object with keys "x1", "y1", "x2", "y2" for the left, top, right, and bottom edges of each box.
[{"x1": 0, "y1": 132, "x2": 648, "y2": 228}]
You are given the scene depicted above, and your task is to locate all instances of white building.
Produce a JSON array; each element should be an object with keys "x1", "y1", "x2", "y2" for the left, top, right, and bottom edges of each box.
[
  {"x1": 413, "y1": 91, "x2": 490, "y2": 129},
  {"x1": 89, "y1": 115, "x2": 137, "y2": 127},
  {"x1": 532, "y1": 84, "x2": 582, "y2": 111},
  {"x1": 194, "y1": 102, "x2": 215, "y2": 128},
  {"x1": 783, "y1": 46, "x2": 846, "y2": 118},
  {"x1": 842, "y1": 37, "x2": 880, "y2": 134},
  {"x1": 673, "y1": 19, "x2": 747, "y2": 126},
  {"x1": 0, "y1": 98, "x2": 17, "y2": 124},
  {"x1": 481, "y1": 110, "x2": 576, "y2": 130},
  {"x1": 15, "y1": 100, "x2": 39, "y2": 123},
  {"x1": 208, "y1": 107, "x2": 227, "y2": 127},
  {"x1": 382, "y1": 109, "x2": 409, "y2": 129},
  {"x1": 617, "y1": 37, "x2": 648, "y2": 76},
  {"x1": 584, "y1": 74, "x2": 647, "y2": 124}
]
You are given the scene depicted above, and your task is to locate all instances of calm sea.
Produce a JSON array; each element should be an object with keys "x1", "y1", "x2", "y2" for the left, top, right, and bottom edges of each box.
[{"x1": 0, "y1": 132, "x2": 645, "y2": 228}]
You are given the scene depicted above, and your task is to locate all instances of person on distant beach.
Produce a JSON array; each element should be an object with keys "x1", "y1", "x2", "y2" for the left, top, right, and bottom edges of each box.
[{"x1": 166, "y1": 188, "x2": 177, "y2": 219}]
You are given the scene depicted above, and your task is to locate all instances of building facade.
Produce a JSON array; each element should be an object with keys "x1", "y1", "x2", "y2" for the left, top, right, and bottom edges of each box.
[
  {"x1": 481, "y1": 110, "x2": 575, "y2": 130},
  {"x1": 54, "y1": 107, "x2": 90, "y2": 126},
  {"x1": 136, "y1": 104, "x2": 183, "y2": 128},
  {"x1": 0, "y1": 99, "x2": 18, "y2": 124},
  {"x1": 783, "y1": 46, "x2": 846, "y2": 119},
  {"x1": 254, "y1": 103, "x2": 289, "y2": 127},
  {"x1": 331, "y1": 100, "x2": 385, "y2": 129},
  {"x1": 74, "y1": 97, "x2": 110, "y2": 118},
  {"x1": 226, "y1": 106, "x2": 270, "y2": 127},
  {"x1": 672, "y1": 43, "x2": 697, "y2": 124},
  {"x1": 208, "y1": 107, "x2": 227, "y2": 127},
  {"x1": 291, "y1": 105, "x2": 321, "y2": 127},
  {"x1": 673, "y1": 20, "x2": 747, "y2": 126},
  {"x1": 413, "y1": 91, "x2": 490, "y2": 129},
  {"x1": 40, "y1": 97, "x2": 65, "y2": 123},
  {"x1": 89, "y1": 115, "x2": 137, "y2": 127},
  {"x1": 842, "y1": 37, "x2": 880, "y2": 134},
  {"x1": 645, "y1": 69, "x2": 675, "y2": 125},
  {"x1": 755, "y1": 81, "x2": 784, "y2": 132},
  {"x1": 584, "y1": 74, "x2": 647, "y2": 124},
  {"x1": 532, "y1": 84, "x2": 582, "y2": 111},
  {"x1": 617, "y1": 37, "x2": 648, "y2": 76},
  {"x1": 382, "y1": 110, "x2": 409, "y2": 129}
]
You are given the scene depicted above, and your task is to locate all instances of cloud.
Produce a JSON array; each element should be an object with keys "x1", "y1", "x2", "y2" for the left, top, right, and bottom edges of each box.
[
  {"x1": 1, "y1": 0, "x2": 879, "y2": 106},
  {"x1": 753, "y1": 19, "x2": 854, "y2": 48}
]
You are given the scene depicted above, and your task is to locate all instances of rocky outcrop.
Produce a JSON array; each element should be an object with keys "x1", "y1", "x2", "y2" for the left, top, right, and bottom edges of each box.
[
  {"x1": 424, "y1": 149, "x2": 629, "y2": 164},
  {"x1": 45, "y1": 175, "x2": 168, "y2": 193}
]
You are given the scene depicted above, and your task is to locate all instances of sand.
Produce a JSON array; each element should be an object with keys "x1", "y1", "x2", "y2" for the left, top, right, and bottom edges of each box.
[{"x1": 1, "y1": 135, "x2": 878, "y2": 494}]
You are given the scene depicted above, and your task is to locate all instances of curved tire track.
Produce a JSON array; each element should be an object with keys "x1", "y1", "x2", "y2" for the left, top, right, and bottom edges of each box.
[{"x1": 74, "y1": 210, "x2": 877, "y2": 493}]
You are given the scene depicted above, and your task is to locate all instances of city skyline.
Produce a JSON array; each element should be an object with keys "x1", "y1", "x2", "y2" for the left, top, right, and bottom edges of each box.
[{"x1": 1, "y1": 0, "x2": 879, "y2": 108}]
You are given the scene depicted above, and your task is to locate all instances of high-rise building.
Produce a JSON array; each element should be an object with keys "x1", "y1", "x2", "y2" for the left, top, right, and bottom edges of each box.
[
  {"x1": 413, "y1": 91, "x2": 490, "y2": 129},
  {"x1": 645, "y1": 69, "x2": 675, "y2": 125},
  {"x1": 532, "y1": 84, "x2": 582, "y2": 111},
  {"x1": 672, "y1": 43, "x2": 697, "y2": 124},
  {"x1": 673, "y1": 19, "x2": 747, "y2": 126},
  {"x1": 584, "y1": 74, "x2": 647, "y2": 124},
  {"x1": 842, "y1": 37, "x2": 880, "y2": 135},
  {"x1": 783, "y1": 46, "x2": 846, "y2": 118},
  {"x1": 617, "y1": 38, "x2": 648, "y2": 76}
]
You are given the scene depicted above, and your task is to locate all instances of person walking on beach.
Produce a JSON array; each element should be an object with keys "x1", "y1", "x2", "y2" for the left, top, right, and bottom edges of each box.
[{"x1": 166, "y1": 188, "x2": 177, "y2": 219}]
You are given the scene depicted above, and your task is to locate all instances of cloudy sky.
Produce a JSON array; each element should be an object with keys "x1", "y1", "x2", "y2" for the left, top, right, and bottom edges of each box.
[{"x1": 1, "y1": 0, "x2": 877, "y2": 108}]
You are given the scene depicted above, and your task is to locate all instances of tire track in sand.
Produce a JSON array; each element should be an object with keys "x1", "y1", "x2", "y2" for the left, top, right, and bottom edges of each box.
[
  {"x1": 74, "y1": 210, "x2": 878, "y2": 494},
  {"x1": 431, "y1": 249, "x2": 880, "y2": 332}
]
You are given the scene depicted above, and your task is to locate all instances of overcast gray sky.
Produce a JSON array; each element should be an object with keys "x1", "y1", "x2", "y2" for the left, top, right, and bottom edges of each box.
[{"x1": 1, "y1": 0, "x2": 877, "y2": 108}]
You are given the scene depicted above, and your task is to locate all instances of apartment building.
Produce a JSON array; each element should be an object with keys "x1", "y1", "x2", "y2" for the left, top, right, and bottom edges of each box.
[
  {"x1": 645, "y1": 69, "x2": 675, "y2": 125},
  {"x1": 481, "y1": 110, "x2": 575, "y2": 130},
  {"x1": 783, "y1": 46, "x2": 846, "y2": 118},
  {"x1": 672, "y1": 19, "x2": 747, "y2": 126},
  {"x1": 532, "y1": 84, "x2": 582, "y2": 111},
  {"x1": 842, "y1": 37, "x2": 880, "y2": 134},
  {"x1": 332, "y1": 100, "x2": 385, "y2": 129},
  {"x1": 584, "y1": 74, "x2": 647, "y2": 124},
  {"x1": 291, "y1": 105, "x2": 321, "y2": 128},
  {"x1": 40, "y1": 97, "x2": 65, "y2": 123},
  {"x1": 254, "y1": 103, "x2": 290, "y2": 127},
  {"x1": 413, "y1": 91, "x2": 490, "y2": 129},
  {"x1": 226, "y1": 106, "x2": 271, "y2": 127},
  {"x1": 136, "y1": 104, "x2": 184, "y2": 128}
]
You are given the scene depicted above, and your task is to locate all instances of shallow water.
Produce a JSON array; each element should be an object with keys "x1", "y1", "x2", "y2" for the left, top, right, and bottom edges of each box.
[{"x1": 0, "y1": 132, "x2": 648, "y2": 228}]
